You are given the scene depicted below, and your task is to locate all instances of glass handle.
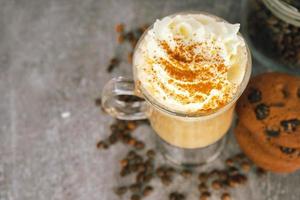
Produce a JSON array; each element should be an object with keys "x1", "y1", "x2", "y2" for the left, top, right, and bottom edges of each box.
[{"x1": 101, "y1": 77, "x2": 148, "y2": 120}]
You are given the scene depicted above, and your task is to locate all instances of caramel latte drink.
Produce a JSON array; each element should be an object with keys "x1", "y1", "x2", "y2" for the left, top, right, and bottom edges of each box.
[
  {"x1": 133, "y1": 13, "x2": 249, "y2": 149},
  {"x1": 102, "y1": 12, "x2": 251, "y2": 165}
]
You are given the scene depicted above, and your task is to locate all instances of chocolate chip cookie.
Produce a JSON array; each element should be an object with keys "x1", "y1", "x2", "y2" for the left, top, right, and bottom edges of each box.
[
  {"x1": 234, "y1": 123, "x2": 299, "y2": 173},
  {"x1": 237, "y1": 72, "x2": 300, "y2": 148}
]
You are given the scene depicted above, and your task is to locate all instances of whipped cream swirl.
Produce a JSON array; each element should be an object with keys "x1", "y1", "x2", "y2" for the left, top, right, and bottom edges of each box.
[{"x1": 134, "y1": 14, "x2": 248, "y2": 113}]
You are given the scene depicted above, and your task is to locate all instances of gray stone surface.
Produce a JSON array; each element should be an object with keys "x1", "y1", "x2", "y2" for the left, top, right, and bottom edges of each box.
[{"x1": 0, "y1": 0, "x2": 300, "y2": 199}]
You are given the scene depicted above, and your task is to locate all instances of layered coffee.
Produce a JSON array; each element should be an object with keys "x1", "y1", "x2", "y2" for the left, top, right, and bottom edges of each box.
[{"x1": 133, "y1": 13, "x2": 248, "y2": 148}]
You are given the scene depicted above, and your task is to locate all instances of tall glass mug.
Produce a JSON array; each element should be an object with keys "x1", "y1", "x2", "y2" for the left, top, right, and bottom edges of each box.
[{"x1": 102, "y1": 12, "x2": 252, "y2": 167}]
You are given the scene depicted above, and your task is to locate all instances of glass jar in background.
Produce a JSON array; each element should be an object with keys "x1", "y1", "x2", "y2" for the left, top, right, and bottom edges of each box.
[{"x1": 242, "y1": 0, "x2": 300, "y2": 74}]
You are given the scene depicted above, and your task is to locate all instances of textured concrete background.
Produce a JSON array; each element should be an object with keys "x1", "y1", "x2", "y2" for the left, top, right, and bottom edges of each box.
[{"x1": 1, "y1": 0, "x2": 300, "y2": 200}]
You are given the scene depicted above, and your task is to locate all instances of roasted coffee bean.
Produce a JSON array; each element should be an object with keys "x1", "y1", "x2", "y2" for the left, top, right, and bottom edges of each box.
[
  {"x1": 136, "y1": 172, "x2": 145, "y2": 183},
  {"x1": 180, "y1": 169, "x2": 193, "y2": 178},
  {"x1": 95, "y1": 98, "x2": 102, "y2": 107},
  {"x1": 120, "y1": 159, "x2": 129, "y2": 168},
  {"x1": 280, "y1": 119, "x2": 300, "y2": 132},
  {"x1": 255, "y1": 103, "x2": 270, "y2": 120},
  {"x1": 198, "y1": 172, "x2": 209, "y2": 182},
  {"x1": 211, "y1": 180, "x2": 222, "y2": 190},
  {"x1": 280, "y1": 147, "x2": 296, "y2": 154},
  {"x1": 136, "y1": 163, "x2": 146, "y2": 172},
  {"x1": 161, "y1": 175, "x2": 172, "y2": 186},
  {"x1": 228, "y1": 174, "x2": 247, "y2": 187},
  {"x1": 127, "y1": 122, "x2": 137, "y2": 130},
  {"x1": 241, "y1": 161, "x2": 251, "y2": 172},
  {"x1": 143, "y1": 185, "x2": 154, "y2": 197},
  {"x1": 208, "y1": 169, "x2": 220, "y2": 178},
  {"x1": 218, "y1": 170, "x2": 228, "y2": 180},
  {"x1": 127, "y1": 150, "x2": 137, "y2": 160},
  {"x1": 169, "y1": 192, "x2": 185, "y2": 200},
  {"x1": 156, "y1": 167, "x2": 165, "y2": 177},
  {"x1": 225, "y1": 158, "x2": 234, "y2": 166},
  {"x1": 120, "y1": 166, "x2": 130, "y2": 177},
  {"x1": 144, "y1": 173, "x2": 153, "y2": 183},
  {"x1": 107, "y1": 58, "x2": 120, "y2": 73},
  {"x1": 115, "y1": 23, "x2": 124, "y2": 33},
  {"x1": 114, "y1": 186, "x2": 127, "y2": 196},
  {"x1": 96, "y1": 140, "x2": 108, "y2": 149},
  {"x1": 198, "y1": 183, "x2": 208, "y2": 192},
  {"x1": 130, "y1": 183, "x2": 142, "y2": 193},
  {"x1": 131, "y1": 194, "x2": 141, "y2": 200},
  {"x1": 200, "y1": 191, "x2": 211, "y2": 200},
  {"x1": 256, "y1": 167, "x2": 266, "y2": 177},
  {"x1": 265, "y1": 129, "x2": 280, "y2": 137},
  {"x1": 247, "y1": 88, "x2": 262, "y2": 103},
  {"x1": 108, "y1": 133, "x2": 118, "y2": 144},
  {"x1": 146, "y1": 149, "x2": 156, "y2": 158},
  {"x1": 221, "y1": 192, "x2": 231, "y2": 200},
  {"x1": 135, "y1": 141, "x2": 145, "y2": 150}
]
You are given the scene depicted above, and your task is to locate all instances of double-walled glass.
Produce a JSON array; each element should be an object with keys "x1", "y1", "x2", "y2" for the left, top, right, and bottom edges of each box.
[{"x1": 102, "y1": 12, "x2": 252, "y2": 167}]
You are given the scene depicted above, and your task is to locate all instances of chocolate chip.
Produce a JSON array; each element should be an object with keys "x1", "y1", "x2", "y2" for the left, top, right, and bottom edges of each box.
[
  {"x1": 280, "y1": 147, "x2": 296, "y2": 154},
  {"x1": 265, "y1": 129, "x2": 280, "y2": 137},
  {"x1": 280, "y1": 119, "x2": 300, "y2": 132},
  {"x1": 255, "y1": 103, "x2": 270, "y2": 120},
  {"x1": 247, "y1": 88, "x2": 262, "y2": 103},
  {"x1": 281, "y1": 86, "x2": 290, "y2": 98}
]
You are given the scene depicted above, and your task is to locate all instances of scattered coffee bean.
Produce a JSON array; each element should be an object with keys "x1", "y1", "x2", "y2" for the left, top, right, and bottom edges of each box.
[
  {"x1": 200, "y1": 191, "x2": 211, "y2": 200},
  {"x1": 241, "y1": 161, "x2": 251, "y2": 173},
  {"x1": 127, "y1": 122, "x2": 137, "y2": 130},
  {"x1": 228, "y1": 166, "x2": 239, "y2": 176},
  {"x1": 130, "y1": 183, "x2": 142, "y2": 193},
  {"x1": 114, "y1": 186, "x2": 127, "y2": 196},
  {"x1": 107, "y1": 58, "x2": 120, "y2": 73},
  {"x1": 94, "y1": 98, "x2": 102, "y2": 107},
  {"x1": 247, "y1": 88, "x2": 262, "y2": 103},
  {"x1": 221, "y1": 192, "x2": 231, "y2": 200},
  {"x1": 115, "y1": 23, "x2": 124, "y2": 33},
  {"x1": 255, "y1": 103, "x2": 270, "y2": 120},
  {"x1": 180, "y1": 169, "x2": 193, "y2": 178},
  {"x1": 96, "y1": 140, "x2": 108, "y2": 149},
  {"x1": 211, "y1": 180, "x2": 222, "y2": 190},
  {"x1": 228, "y1": 174, "x2": 247, "y2": 187},
  {"x1": 120, "y1": 159, "x2": 129, "y2": 168},
  {"x1": 135, "y1": 141, "x2": 145, "y2": 150},
  {"x1": 161, "y1": 175, "x2": 172, "y2": 186},
  {"x1": 146, "y1": 149, "x2": 156, "y2": 159},
  {"x1": 199, "y1": 172, "x2": 209, "y2": 182},
  {"x1": 256, "y1": 167, "x2": 266, "y2": 177},
  {"x1": 143, "y1": 185, "x2": 154, "y2": 197},
  {"x1": 198, "y1": 183, "x2": 208, "y2": 192},
  {"x1": 131, "y1": 194, "x2": 141, "y2": 200},
  {"x1": 169, "y1": 192, "x2": 185, "y2": 200},
  {"x1": 225, "y1": 158, "x2": 234, "y2": 166}
]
